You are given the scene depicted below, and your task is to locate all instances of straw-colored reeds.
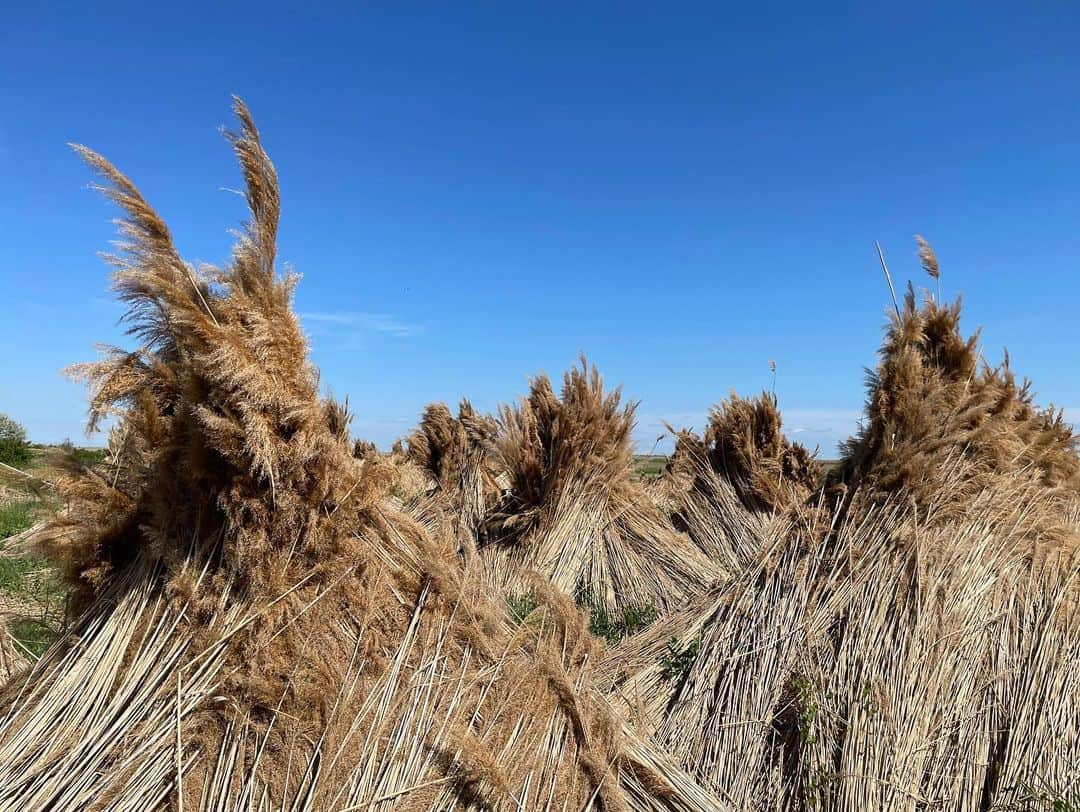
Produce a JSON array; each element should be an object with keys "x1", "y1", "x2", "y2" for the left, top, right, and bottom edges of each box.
[
  {"x1": 480, "y1": 361, "x2": 720, "y2": 615},
  {"x1": 404, "y1": 400, "x2": 501, "y2": 563}
]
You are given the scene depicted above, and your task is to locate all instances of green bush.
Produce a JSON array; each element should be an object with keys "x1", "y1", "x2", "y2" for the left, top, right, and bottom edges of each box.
[
  {"x1": 0, "y1": 414, "x2": 32, "y2": 467},
  {"x1": 7, "y1": 617, "x2": 58, "y2": 659},
  {"x1": 506, "y1": 592, "x2": 539, "y2": 624}
]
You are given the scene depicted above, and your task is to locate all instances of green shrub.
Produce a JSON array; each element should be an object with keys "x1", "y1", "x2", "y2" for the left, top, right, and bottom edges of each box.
[
  {"x1": 0, "y1": 414, "x2": 32, "y2": 467},
  {"x1": 506, "y1": 592, "x2": 539, "y2": 624},
  {"x1": 7, "y1": 617, "x2": 58, "y2": 659}
]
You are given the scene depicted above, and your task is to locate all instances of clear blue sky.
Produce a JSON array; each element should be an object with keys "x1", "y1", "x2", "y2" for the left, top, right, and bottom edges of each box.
[{"x1": 3, "y1": 3, "x2": 1080, "y2": 454}]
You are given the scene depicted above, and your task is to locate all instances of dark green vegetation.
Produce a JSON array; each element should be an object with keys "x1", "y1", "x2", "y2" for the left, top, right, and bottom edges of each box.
[
  {"x1": 0, "y1": 414, "x2": 32, "y2": 467},
  {"x1": 508, "y1": 590, "x2": 659, "y2": 647},
  {"x1": 660, "y1": 635, "x2": 700, "y2": 681},
  {"x1": 587, "y1": 601, "x2": 658, "y2": 645}
]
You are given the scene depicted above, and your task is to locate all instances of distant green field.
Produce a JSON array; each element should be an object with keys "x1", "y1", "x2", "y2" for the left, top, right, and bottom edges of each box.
[{"x1": 632, "y1": 455, "x2": 667, "y2": 479}]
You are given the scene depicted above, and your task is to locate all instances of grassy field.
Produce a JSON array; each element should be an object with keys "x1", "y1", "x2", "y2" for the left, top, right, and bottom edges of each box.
[{"x1": 0, "y1": 445, "x2": 100, "y2": 660}]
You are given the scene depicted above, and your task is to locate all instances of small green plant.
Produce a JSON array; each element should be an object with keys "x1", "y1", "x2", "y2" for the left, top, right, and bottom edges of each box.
[
  {"x1": 0, "y1": 499, "x2": 36, "y2": 539},
  {"x1": 791, "y1": 675, "x2": 819, "y2": 746},
  {"x1": 0, "y1": 549, "x2": 66, "y2": 660},
  {"x1": 506, "y1": 592, "x2": 539, "y2": 624},
  {"x1": 0, "y1": 414, "x2": 32, "y2": 467},
  {"x1": 660, "y1": 635, "x2": 700, "y2": 681},
  {"x1": 587, "y1": 600, "x2": 657, "y2": 645}
]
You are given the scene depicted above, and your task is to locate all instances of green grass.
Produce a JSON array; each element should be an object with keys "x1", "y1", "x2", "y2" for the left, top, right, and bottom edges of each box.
[
  {"x1": 0, "y1": 552, "x2": 66, "y2": 660},
  {"x1": 7, "y1": 616, "x2": 58, "y2": 659},
  {"x1": 0, "y1": 499, "x2": 36, "y2": 539},
  {"x1": 0, "y1": 495, "x2": 65, "y2": 660}
]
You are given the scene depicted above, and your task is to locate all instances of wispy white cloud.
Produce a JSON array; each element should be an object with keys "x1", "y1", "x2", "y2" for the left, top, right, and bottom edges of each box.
[{"x1": 300, "y1": 311, "x2": 423, "y2": 338}]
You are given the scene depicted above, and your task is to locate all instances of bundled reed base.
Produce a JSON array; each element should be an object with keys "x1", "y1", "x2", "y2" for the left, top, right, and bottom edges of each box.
[
  {"x1": 0, "y1": 101, "x2": 722, "y2": 811},
  {"x1": 481, "y1": 362, "x2": 720, "y2": 615}
]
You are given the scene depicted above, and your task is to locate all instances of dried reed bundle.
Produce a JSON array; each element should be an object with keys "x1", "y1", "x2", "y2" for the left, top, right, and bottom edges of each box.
[
  {"x1": 649, "y1": 391, "x2": 818, "y2": 577},
  {"x1": 405, "y1": 400, "x2": 501, "y2": 562},
  {"x1": 600, "y1": 496, "x2": 885, "y2": 807},
  {"x1": 792, "y1": 481, "x2": 1080, "y2": 809},
  {"x1": 654, "y1": 430, "x2": 775, "y2": 574},
  {"x1": 482, "y1": 360, "x2": 720, "y2": 615},
  {"x1": 705, "y1": 392, "x2": 820, "y2": 514},
  {"x1": 605, "y1": 474, "x2": 1080, "y2": 808},
  {"x1": 835, "y1": 262, "x2": 1079, "y2": 536},
  {"x1": 0, "y1": 100, "x2": 725, "y2": 811},
  {"x1": 601, "y1": 253, "x2": 1080, "y2": 807}
]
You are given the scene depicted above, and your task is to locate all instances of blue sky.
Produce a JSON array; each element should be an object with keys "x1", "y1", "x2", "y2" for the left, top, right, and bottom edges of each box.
[{"x1": 3, "y1": 3, "x2": 1080, "y2": 454}]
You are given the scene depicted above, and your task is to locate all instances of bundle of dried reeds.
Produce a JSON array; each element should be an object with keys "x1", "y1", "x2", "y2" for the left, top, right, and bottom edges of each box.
[
  {"x1": 481, "y1": 360, "x2": 720, "y2": 615},
  {"x1": 706, "y1": 392, "x2": 820, "y2": 514},
  {"x1": 649, "y1": 394, "x2": 818, "y2": 575},
  {"x1": 404, "y1": 400, "x2": 501, "y2": 562},
  {"x1": 835, "y1": 257, "x2": 1079, "y2": 531}
]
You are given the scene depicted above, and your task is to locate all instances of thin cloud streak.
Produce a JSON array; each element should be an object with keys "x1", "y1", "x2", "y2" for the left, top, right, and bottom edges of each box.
[{"x1": 300, "y1": 311, "x2": 424, "y2": 338}]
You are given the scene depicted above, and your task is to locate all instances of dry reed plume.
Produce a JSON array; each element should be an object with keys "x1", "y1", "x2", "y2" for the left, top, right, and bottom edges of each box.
[
  {"x1": 835, "y1": 262, "x2": 1079, "y2": 536},
  {"x1": 653, "y1": 393, "x2": 819, "y2": 574},
  {"x1": 404, "y1": 400, "x2": 501, "y2": 563}
]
